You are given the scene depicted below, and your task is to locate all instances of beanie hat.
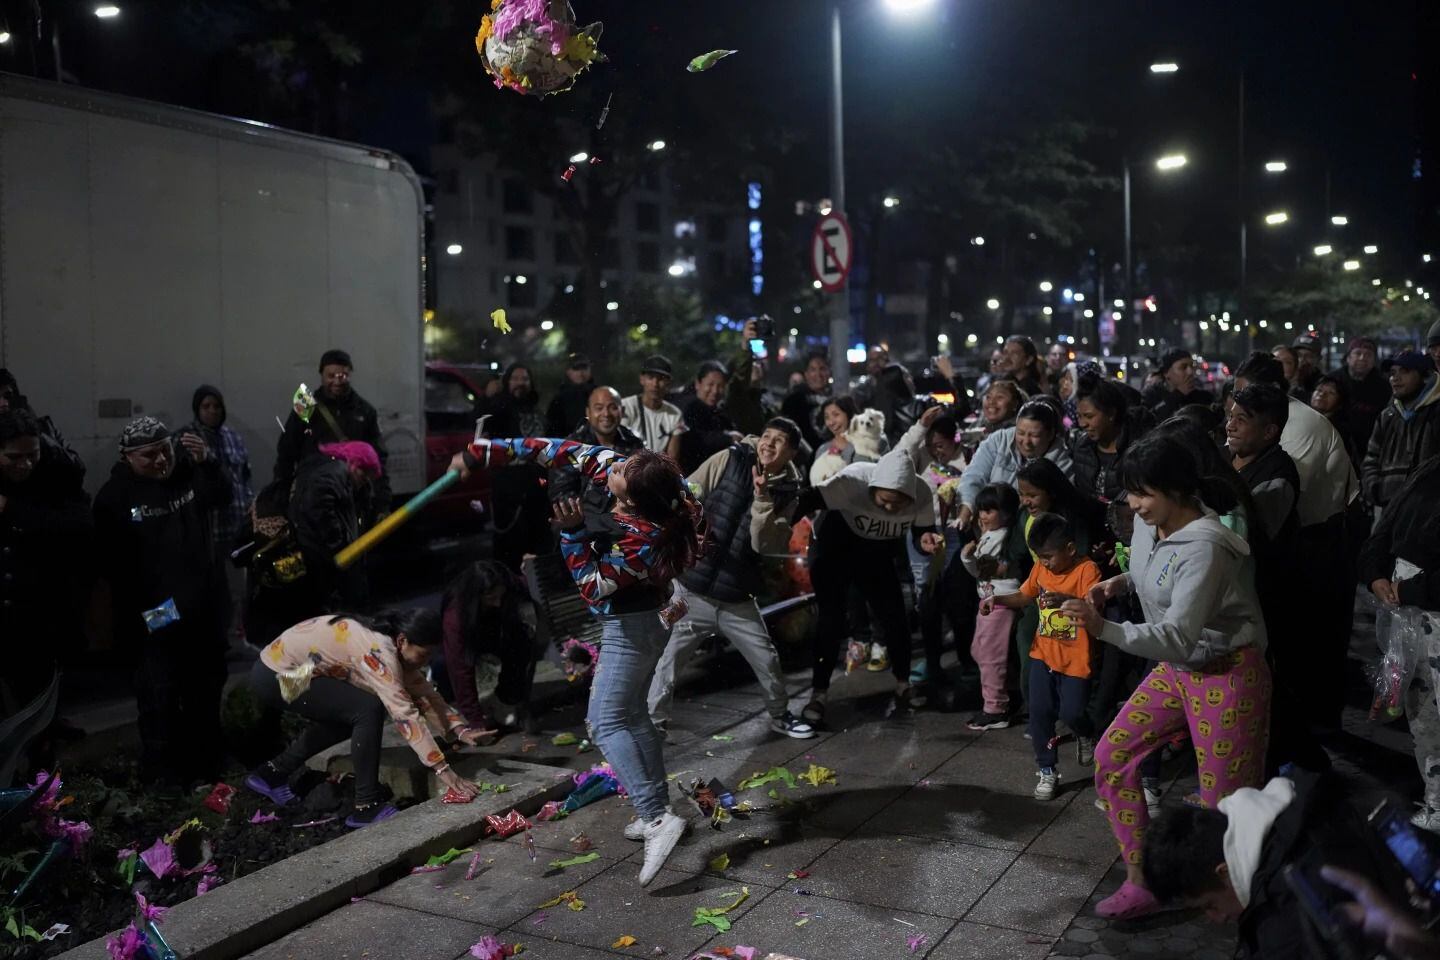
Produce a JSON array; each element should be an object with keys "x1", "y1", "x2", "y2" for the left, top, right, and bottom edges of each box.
[
  {"x1": 119, "y1": 416, "x2": 170, "y2": 452},
  {"x1": 1346, "y1": 336, "x2": 1377, "y2": 355},
  {"x1": 191, "y1": 384, "x2": 225, "y2": 424},
  {"x1": 319, "y1": 440, "x2": 382, "y2": 477},
  {"x1": 849, "y1": 409, "x2": 886, "y2": 461},
  {"x1": 319, "y1": 349, "x2": 353, "y2": 372},
  {"x1": 1158, "y1": 349, "x2": 1191, "y2": 375},
  {"x1": 1428, "y1": 319, "x2": 1440, "y2": 349}
]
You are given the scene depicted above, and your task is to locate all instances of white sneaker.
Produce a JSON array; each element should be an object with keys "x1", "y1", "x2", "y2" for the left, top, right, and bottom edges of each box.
[
  {"x1": 1412, "y1": 806, "x2": 1440, "y2": 834},
  {"x1": 1034, "y1": 767, "x2": 1061, "y2": 801},
  {"x1": 623, "y1": 817, "x2": 647, "y2": 841},
  {"x1": 638, "y1": 811, "x2": 688, "y2": 887},
  {"x1": 770, "y1": 712, "x2": 817, "y2": 739}
]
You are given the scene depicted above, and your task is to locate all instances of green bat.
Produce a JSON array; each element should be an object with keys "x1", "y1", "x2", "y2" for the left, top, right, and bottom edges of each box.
[{"x1": 687, "y1": 49, "x2": 738, "y2": 72}]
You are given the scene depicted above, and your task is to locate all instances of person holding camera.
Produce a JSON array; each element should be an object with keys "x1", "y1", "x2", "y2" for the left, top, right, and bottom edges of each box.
[{"x1": 93, "y1": 416, "x2": 232, "y2": 784}]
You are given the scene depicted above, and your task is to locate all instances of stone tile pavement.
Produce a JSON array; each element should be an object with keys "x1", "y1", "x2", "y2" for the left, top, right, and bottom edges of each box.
[{"x1": 242, "y1": 595, "x2": 1419, "y2": 960}]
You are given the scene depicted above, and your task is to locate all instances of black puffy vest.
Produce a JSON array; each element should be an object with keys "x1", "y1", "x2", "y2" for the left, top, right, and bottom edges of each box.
[{"x1": 681, "y1": 444, "x2": 761, "y2": 603}]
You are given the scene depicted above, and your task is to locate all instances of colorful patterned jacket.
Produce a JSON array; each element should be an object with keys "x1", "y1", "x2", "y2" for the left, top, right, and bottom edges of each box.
[{"x1": 465, "y1": 438, "x2": 697, "y2": 616}]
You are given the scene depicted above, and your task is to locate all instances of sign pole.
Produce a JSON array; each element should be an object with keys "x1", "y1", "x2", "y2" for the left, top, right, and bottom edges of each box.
[{"x1": 827, "y1": 2, "x2": 852, "y2": 392}]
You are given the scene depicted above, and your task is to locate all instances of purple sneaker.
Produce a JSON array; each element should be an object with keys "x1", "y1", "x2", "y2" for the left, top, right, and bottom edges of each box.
[
  {"x1": 243, "y1": 771, "x2": 297, "y2": 807},
  {"x1": 346, "y1": 803, "x2": 399, "y2": 829}
]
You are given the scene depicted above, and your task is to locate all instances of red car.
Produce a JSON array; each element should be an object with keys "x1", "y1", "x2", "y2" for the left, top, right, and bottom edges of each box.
[{"x1": 423, "y1": 360, "x2": 498, "y2": 526}]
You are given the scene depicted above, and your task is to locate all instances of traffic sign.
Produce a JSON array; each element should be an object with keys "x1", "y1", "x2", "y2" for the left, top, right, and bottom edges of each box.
[{"x1": 810, "y1": 212, "x2": 853, "y2": 292}]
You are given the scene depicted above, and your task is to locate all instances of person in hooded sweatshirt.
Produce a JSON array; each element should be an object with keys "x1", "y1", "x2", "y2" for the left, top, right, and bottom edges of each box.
[
  {"x1": 1059, "y1": 433, "x2": 1271, "y2": 921},
  {"x1": 93, "y1": 416, "x2": 232, "y2": 782},
  {"x1": 188, "y1": 385, "x2": 254, "y2": 647},
  {"x1": 1361, "y1": 350, "x2": 1440, "y2": 520},
  {"x1": 791, "y1": 441, "x2": 945, "y2": 723}
]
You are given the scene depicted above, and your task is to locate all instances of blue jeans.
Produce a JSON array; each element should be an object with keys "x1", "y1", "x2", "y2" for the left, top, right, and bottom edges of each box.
[
  {"x1": 1027, "y1": 660, "x2": 1093, "y2": 769},
  {"x1": 589, "y1": 609, "x2": 672, "y2": 820}
]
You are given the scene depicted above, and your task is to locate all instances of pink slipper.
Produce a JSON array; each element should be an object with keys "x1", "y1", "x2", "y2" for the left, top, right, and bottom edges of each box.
[{"x1": 1095, "y1": 880, "x2": 1162, "y2": 920}]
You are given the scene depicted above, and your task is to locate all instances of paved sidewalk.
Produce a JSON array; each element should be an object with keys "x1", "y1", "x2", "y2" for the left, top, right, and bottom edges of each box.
[{"x1": 242, "y1": 664, "x2": 1118, "y2": 960}]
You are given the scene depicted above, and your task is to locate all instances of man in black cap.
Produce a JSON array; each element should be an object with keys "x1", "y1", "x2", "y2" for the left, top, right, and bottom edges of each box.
[
  {"x1": 93, "y1": 416, "x2": 231, "y2": 783},
  {"x1": 1361, "y1": 350, "x2": 1440, "y2": 516},
  {"x1": 273, "y1": 349, "x2": 389, "y2": 510},
  {"x1": 1290, "y1": 333, "x2": 1323, "y2": 401},
  {"x1": 1149, "y1": 348, "x2": 1214, "y2": 422},
  {"x1": 545, "y1": 353, "x2": 596, "y2": 437},
  {"x1": 621, "y1": 354, "x2": 684, "y2": 458},
  {"x1": 1427, "y1": 319, "x2": 1440, "y2": 372}
]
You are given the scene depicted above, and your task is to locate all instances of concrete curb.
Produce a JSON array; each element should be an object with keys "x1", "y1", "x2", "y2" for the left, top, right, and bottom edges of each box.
[{"x1": 55, "y1": 758, "x2": 576, "y2": 960}]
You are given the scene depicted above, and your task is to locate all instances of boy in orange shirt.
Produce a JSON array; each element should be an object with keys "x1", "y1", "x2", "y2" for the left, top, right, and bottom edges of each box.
[{"x1": 980, "y1": 512, "x2": 1102, "y2": 800}]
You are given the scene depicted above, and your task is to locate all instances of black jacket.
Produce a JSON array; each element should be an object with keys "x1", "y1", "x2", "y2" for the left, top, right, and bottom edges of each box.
[
  {"x1": 94, "y1": 455, "x2": 230, "y2": 647},
  {"x1": 1150, "y1": 387, "x2": 1214, "y2": 423},
  {"x1": 1331, "y1": 366, "x2": 1390, "y2": 460},
  {"x1": 1238, "y1": 771, "x2": 1398, "y2": 960},
  {"x1": 1358, "y1": 455, "x2": 1440, "y2": 608},
  {"x1": 681, "y1": 443, "x2": 763, "y2": 603},
  {"x1": 274, "y1": 387, "x2": 390, "y2": 506},
  {"x1": 1361, "y1": 381, "x2": 1440, "y2": 509},
  {"x1": 781, "y1": 385, "x2": 829, "y2": 451},
  {"x1": 677, "y1": 398, "x2": 737, "y2": 475},
  {"x1": 546, "y1": 379, "x2": 596, "y2": 438},
  {"x1": 288, "y1": 454, "x2": 365, "y2": 606},
  {"x1": 0, "y1": 444, "x2": 92, "y2": 691}
]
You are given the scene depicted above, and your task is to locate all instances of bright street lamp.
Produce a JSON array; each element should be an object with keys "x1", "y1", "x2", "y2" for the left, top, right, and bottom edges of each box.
[
  {"x1": 1264, "y1": 160, "x2": 1287, "y2": 173},
  {"x1": 1149, "y1": 62, "x2": 1179, "y2": 74},
  {"x1": 1342, "y1": 260, "x2": 1360, "y2": 271},
  {"x1": 1264, "y1": 211, "x2": 1289, "y2": 225},
  {"x1": 1331, "y1": 215, "x2": 1348, "y2": 226},
  {"x1": 646, "y1": 140, "x2": 666, "y2": 152},
  {"x1": 1155, "y1": 154, "x2": 1188, "y2": 171},
  {"x1": 1313, "y1": 245, "x2": 1332, "y2": 256},
  {"x1": 540, "y1": 320, "x2": 555, "y2": 331},
  {"x1": 445, "y1": 243, "x2": 463, "y2": 255},
  {"x1": 667, "y1": 263, "x2": 685, "y2": 277},
  {"x1": 569, "y1": 151, "x2": 589, "y2": 163},
  {"x1": 1363, "y1": 244, "x2": 1378, "y2": 255},
  {"x1": 882, "y1": 196, "x2": 900, "y2": 208},
  {"x1": 882, "y1": 0, "x2": 934, "y2": 10},
  {"x1": 606, "y1": 300, "x2": 620, "y2": 311},
  {"x1": 971, "y1": 236, "x2": 985, "y2": 246},
  {"x1": 1039, "y1": 281, "x2": 1053, "y2": 292},
  {"x1": 986, "y1": 298, "x2": 1000, "y2": 311},
  {"x1": 0, "y1": 31, "x2": 11, "y2": 44},
  {"x1": 94, "y1": 4, "x2": 120, "y2": 17}
]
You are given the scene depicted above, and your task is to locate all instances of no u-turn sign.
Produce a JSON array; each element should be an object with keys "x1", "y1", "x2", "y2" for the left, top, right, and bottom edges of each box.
[{"x1": 810, "y1": 211, "x2": 853, "y2": 292}]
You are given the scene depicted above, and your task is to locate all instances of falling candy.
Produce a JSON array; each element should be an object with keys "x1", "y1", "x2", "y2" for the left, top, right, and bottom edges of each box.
[
  {"x1": 687, "y1": 49, "x2": 738, "y2": 72},
  {"x1": 561, "y1": 164, "x2": 577, "y2": 182},
  {"x1": 523, "y1": 832, "x2": 537, "y2": 863},
  {"x1": 596, "y1": 92, "x2": 613, "y2": 129},
  {"x1": 491, "y1": 308, "x2": 512, "y2": 334}
]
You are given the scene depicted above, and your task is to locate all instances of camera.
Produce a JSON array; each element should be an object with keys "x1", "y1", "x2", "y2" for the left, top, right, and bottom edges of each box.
[{"x1": 749, "y1": 314, "x2": 775, "y2": 339}]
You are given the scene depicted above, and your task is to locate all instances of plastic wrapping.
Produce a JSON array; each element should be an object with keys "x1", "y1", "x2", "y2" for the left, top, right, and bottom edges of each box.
[{"x1": 1367, "y1": 595, "x2": 1428, "y2": 721}]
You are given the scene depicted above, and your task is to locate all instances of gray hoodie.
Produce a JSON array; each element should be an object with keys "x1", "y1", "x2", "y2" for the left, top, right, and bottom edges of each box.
[
  {"x1": 1100, "y1": 512, "x2": 1268, "y2": 665},
  {"x1": 818, "y1": 444, "x2": 934, "y2": 541}
]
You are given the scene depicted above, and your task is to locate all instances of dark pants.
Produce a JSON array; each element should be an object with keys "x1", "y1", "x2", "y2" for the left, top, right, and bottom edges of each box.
[
  {"x1": 1083, "y1": 600, "x2": 1144, "y2": 735},
  {"x1": 134, "y1": 622, "x2": 226, "y2": 779},
  {"x1": 810, "y1": 513, "x2": 912, "y2": 691},
  {"x1": 1294, "y1": 515, "x2": 1352, "y2": 734},
  {"x1": 920, "y1": 541, "x2": 980, "y2": 685},
  {"x1": 1028, "y1": 660, "x2": 1092, "y2": 769},
  {"x1": 249, "y1": 659, "x2": 388, "y2": 805}
]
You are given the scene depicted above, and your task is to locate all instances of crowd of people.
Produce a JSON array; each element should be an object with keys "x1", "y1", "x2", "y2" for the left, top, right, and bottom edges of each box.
[{"x1": 7, "y1": 315, "x2": 1440, "y2": 953}]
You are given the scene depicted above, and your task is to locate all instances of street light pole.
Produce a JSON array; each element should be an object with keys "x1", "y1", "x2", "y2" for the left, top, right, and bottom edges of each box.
[
  {"x1": 827, "y1": 1, "x2": 853, "y2": 391},
  {"x1": 1123, "y1": 158, "x2": 1133, "y2": 351}
]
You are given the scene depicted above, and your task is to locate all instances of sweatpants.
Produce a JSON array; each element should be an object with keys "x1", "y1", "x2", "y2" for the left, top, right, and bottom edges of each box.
[
  {"x1": 1028, "y1": 660, "x2": 1092, "y2": 768},
  {"x1": 134, "y1": 622, "x2": 227, "y2": 779},
  {"x1": 809, "y1": 512, "x2": 912, "y2": 691},
  {"x1": 250, "y1": 658, "x2": 390, "y2": 805},
  {"x1": 971, "y1": 606, "x2": 1015, "y2": 714},
  {"x1": 648, "y1": 583, "x2": 790, "y2": 724},
  {"x1": 1094, "y1": 647, "x2": 1272, "y2": 865}
]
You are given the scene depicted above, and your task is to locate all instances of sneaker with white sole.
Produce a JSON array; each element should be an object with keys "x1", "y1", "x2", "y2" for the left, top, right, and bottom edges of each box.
[
  {"x1": 966, "y1": 711, "x2": 1011, "y2": 731},
  {"x1": 1077, "y1": 736, "x2": 1097, "y2": 767},
  {"x1": 1034, "y1": 767, "x2": 1061, "y2": 801},
  {"x1": 624, "y1": 817, "x2": 647, "y2": 841},
  {"x1": 638, "y1": 811, "x2": 688, "y2": 887},
  {"x1": 1412, "y1": 806, "x2": 1440, "y2": 834},
  {"x1": 1142, "y1": 777, "x2": 1163, "y2": 817},
  {"x1": 770, "y1": 712, "x2": 817, "y2": 739},
  {"x1": 866, "y1": 644, "x2": 890, "y2": 672}
]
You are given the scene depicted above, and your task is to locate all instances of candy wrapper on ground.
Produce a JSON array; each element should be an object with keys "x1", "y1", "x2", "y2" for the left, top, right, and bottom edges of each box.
[
  {"x1": 485, "y1": 810, "x2": 532, "y2": 838},
  {"x1": 561, "y1": 637, "x2": 599, "y2": 682},
  {"x1": 476, "y1": 0, "x2": 603, "y2": 97},
  {"x1": 1368, "y1": 595, "x2": 1427, "y2": 720}
]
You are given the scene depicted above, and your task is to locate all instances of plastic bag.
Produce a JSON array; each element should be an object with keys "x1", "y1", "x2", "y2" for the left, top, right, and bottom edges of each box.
[{"x1": 1368, "y1": 595, "x2": 1427, "y2": 721}]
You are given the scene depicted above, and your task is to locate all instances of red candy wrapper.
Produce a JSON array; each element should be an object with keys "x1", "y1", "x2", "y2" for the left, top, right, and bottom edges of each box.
[
  {"x1": 202, "y1": 783, "x2": 235, "y2": 815},
  {"x1": 561, "y1": 164, "x2": 577, "y2": 182},
  {"x1": 442, "y1": 788, "x2": 475, "y2": 804},
  {"x1": 485, "y1": 809, "x2": 532, "y2": 838},
  {"x1": 658, "y1": 595, "x2": 688, "y2": 629}
]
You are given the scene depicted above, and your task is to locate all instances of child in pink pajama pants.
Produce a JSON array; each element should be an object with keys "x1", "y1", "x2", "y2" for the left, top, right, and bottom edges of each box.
[{"x1": 961, "y1": 483, "x2": 1022, "y2": 728}]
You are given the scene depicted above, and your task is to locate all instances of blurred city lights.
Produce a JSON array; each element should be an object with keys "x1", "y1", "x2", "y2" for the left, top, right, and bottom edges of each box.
[
  {"x1": 1150, "y1": 62, "x2": 1179, "y2": 73},
  {"x1": 1155, "y1": 154, "x2": 1188, "y2": 171},
  {"x1": 1264, "y1": 212, "x2": 1289, "y2": 225},
  {"x1": 882, "y1": 196, "x2": 900, "y2": 208},
  {"x1": 95, "y1": 5, "x2": 120, "y2": 17},
  {"x1": 569, "y1": 151, "x2": 589, "y2": 163},
  {"x1": 1363, "y1": 244, "x2": 1378, "y2": 254},
  {"x1": 1342, "y1": 260, "x2": 1361, "y2": 271},
  {"x1": 986, "y1": 298, "x2": 1000, "y2": 310},
  {"x1": 1264, "y1": 161, "x2": 1287, "y2": 173},
  {"x1": 647, "y1": 140, "x2": 666, "y2": 152},
  {"x1": 1331, "y1": 215, "x2": 1348, "y2": 226},
  {"x1": 445, "y1": 243, "x2": 463, "y2": 255},
  {"x1": 1313, "y1": 245, "x2": 1332, "y2": 256},
  {"x1": 540, "y1": 320, "x2": 554, "y2": 331},
  {"x1": 1039, "y1": 281, "x2": 1053, "y2": 292}
]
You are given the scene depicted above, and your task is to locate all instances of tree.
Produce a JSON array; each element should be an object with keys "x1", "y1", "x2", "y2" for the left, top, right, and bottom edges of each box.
[{"x1": 1252, "y1": 262, "x2": 1438, "y2": 341}]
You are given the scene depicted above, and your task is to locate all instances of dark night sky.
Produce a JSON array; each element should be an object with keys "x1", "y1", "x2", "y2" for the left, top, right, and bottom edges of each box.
[{"x1": 1, "y1": 0, "x2": 1429, "y2": 271}]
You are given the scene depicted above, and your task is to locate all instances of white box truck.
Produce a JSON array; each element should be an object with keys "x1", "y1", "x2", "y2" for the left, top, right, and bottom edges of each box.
[{"x1": 0, "y1": 73, "x2": 425, "y2": 499}]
